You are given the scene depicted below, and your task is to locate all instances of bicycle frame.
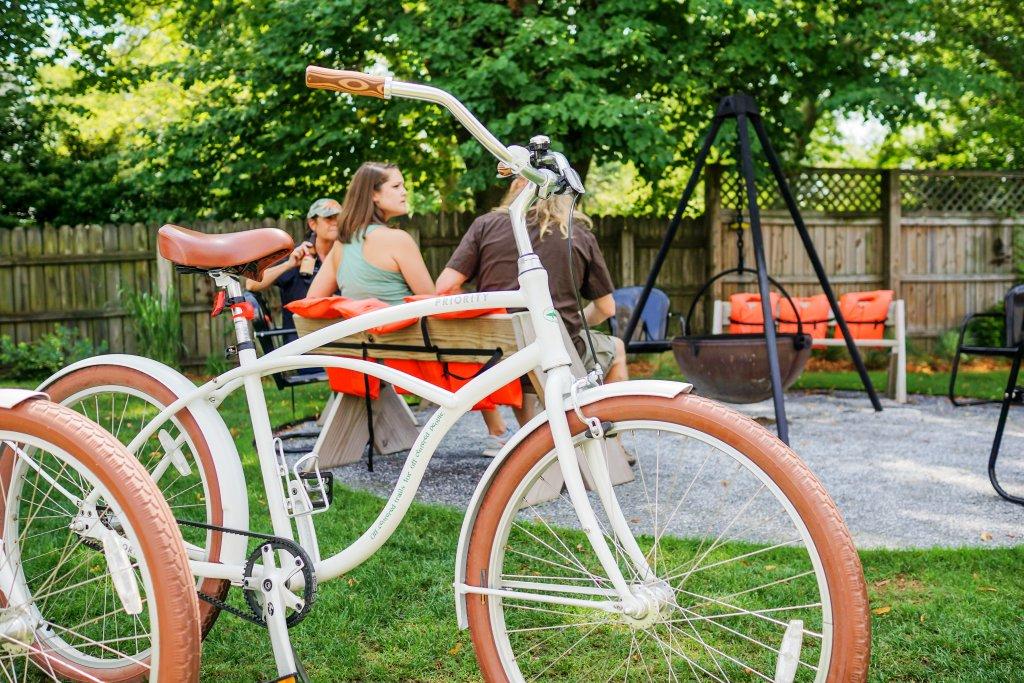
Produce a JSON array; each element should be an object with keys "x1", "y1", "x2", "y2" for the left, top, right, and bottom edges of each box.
[{"x1": 119, "y1": 182, "x2": 657, "y2": 621}]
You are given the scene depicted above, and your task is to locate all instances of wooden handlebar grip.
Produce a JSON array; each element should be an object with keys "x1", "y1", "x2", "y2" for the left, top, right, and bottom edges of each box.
[{"x1": 305, "y1": 66, "x2": 387, "y2": 98}]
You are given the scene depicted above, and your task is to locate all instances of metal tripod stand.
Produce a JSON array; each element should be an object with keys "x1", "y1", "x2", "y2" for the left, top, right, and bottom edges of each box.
[{"x1": 621, "y1": 93, "x2": 882, "y2": 444}]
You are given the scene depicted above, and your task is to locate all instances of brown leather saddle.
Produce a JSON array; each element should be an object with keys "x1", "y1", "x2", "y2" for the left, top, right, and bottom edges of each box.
[{"x1": 157, "y1": 224, "x2": 294, "y2": 280}]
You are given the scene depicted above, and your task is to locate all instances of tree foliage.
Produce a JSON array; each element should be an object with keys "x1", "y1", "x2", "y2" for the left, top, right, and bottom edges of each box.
[{"x1": 4, "y1": 1, "x2": 1021, "y2": 225}]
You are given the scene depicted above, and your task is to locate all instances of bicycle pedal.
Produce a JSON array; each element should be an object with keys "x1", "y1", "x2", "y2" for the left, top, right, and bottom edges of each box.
[{"x1": 300, "y1": 470, "x2": 333, "y2": 509}]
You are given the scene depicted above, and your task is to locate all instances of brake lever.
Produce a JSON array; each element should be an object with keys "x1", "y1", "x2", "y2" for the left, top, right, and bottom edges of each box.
[{"x1": 548, "y1": 151, "x2": 586, "y2": 195}]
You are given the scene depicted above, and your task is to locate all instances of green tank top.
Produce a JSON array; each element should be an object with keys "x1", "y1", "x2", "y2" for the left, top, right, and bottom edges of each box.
[{"x1": 336, "y1": 224, "x2": 414, "y2": 306}]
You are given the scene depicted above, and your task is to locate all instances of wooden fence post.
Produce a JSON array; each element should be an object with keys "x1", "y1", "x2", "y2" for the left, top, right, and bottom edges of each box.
[
  {"x1": 156, "y1": 243, "x2": 174, "y2": 303},
  {"x1": 620, "y1": 219, "x2": 635, "y2": 286},
  {"x1": 881, "y1": 169, "x2": 902, "y2": 294}
]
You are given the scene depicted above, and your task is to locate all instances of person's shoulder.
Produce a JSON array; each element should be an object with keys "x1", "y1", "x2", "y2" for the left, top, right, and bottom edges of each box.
[
  {"x1": 371, "y1": 225, "x2": 418, "y2": 248},
  {"x1": 570, "y1": 222, "x2": 600, "y2": 246},
  {"x1": 470, "y1": 210, "x2": 511, "y2": 233}
]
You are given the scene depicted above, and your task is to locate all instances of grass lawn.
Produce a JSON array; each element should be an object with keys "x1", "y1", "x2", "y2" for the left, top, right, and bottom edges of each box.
[
  {"x1": 7, "y1": 364, "x2": 1022, "y2": 680},
  {"x1": 189, "y1": 377, "x2": 1022, "y2": 682}
]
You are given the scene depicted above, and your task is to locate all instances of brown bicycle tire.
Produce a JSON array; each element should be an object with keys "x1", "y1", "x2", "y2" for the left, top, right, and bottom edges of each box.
[
  {"x1": 0, "y1": 398, "x2": 201, "y2": 681},
  {"x1": 465, "y1": 393, "x2": 870, "y2": 682}
]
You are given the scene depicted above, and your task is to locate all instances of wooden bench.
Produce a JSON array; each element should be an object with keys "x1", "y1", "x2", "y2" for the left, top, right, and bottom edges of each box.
[
  {"x1": 293, "y1": 311, "x2": 634, "y2": 498},
  {"x1": 711, "y1": 299, "x2": 908, "y2": 403}
]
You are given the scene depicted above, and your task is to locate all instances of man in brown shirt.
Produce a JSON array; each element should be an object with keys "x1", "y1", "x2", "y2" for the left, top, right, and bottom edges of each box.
[
  {"x1": 436, "y1": 188, "x2": 628, "y2": 454},
  {"x1": 437, "y1": 191, "x2": 628, "y2": 385}
]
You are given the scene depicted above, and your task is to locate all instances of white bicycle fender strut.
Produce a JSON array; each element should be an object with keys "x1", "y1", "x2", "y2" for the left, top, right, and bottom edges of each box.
[
  {"x1": 39, "y1": 355, "x2": 251, "y2": 567},
  {"x1": 453, "y1": 379, "x2": 690, "y2": 628}
]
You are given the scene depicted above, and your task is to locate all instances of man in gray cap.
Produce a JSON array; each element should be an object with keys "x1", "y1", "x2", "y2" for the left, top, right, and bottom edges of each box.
[{"x1": 245, "y1": 197, "x2": 341, "y2": 338}]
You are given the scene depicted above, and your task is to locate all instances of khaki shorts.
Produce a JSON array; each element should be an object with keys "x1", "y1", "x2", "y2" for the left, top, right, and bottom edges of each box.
[{"x1": 581, "y1": 331, "x2": 618, "y2": 373}]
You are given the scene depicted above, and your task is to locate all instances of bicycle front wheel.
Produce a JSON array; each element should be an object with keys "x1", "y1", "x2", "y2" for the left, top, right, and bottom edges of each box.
[
  {"x1": 466, "y1": 393, "x2": 869, "y2": 682},
  {"x1": 0, "y1": 397, "x2": 200, "y2": 681}
]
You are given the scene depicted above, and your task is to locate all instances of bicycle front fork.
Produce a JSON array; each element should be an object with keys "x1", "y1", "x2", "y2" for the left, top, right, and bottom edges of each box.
[{"x1": 543, "y1": 368, "x2": 659, "y2": 616}]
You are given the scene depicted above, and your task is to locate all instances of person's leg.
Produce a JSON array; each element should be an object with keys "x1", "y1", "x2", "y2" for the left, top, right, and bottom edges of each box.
[
  {"x1": 584, "y1": 332, "x2": 628, "y2": 383},
  {"x1": 481, "y1": 408, "x2": 513, "y2": 457},
  {"x1": 513, "y1": 396, "x2": 539, "y2": 427},
  {"x1": 604, "y1": 336, "x2": 629, "y2": 383},
  {"x1": 481, "y1": 408, "x2": 507, "y2": 436}
]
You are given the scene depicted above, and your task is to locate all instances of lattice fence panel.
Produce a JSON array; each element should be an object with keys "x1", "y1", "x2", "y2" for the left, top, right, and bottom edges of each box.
[
  {"x1": 720, "y1": 168, "x2": 881, "y2": 213},
  {"x1": 901, "y1": 172, "x2": 1024, "y2": 214}
]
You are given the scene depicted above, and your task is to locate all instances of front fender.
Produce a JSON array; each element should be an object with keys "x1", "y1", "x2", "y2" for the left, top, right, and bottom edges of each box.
[
  {"x1": 453, "y1": 379, "x2": 691, "y2": 628},
  {"x1": 0, "y1": 389, "x2": 48, "y2": 409},
  {"x1": 39, "y1": 355, "x2": 250, "y2": 565}
]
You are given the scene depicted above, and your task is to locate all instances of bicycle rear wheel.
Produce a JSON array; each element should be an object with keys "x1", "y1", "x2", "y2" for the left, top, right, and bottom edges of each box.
[
  {"x1": 466, "y1": 393, "x2": 869, "y2": 682},
  {"x1": 43, "y1": 365, "x2": 230, "y2": 638},
  {"x1": 0, "y1": 397, "x2": 200, "y2": 681}
]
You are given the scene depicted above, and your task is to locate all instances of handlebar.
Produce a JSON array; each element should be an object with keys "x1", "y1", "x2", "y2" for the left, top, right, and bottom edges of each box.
[
  {"x1": 305, "y1": 66, "x2": 388, "y2": 99},
  {"x1": 305, "y1": 65, "x2": 579, "y2": 195}
]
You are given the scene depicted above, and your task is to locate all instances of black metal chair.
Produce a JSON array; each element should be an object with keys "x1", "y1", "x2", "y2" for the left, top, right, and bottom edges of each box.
[
  {"x1": 948, "y1": 283, "x2": 1024, "y2": 505},
  {"x1": 243, "y1": 291, "x2": 326, "y2": 415}
]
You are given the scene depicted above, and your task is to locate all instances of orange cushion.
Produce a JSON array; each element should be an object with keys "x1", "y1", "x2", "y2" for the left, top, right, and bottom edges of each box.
[
  {"x1": 286, "y1": 295, "x2": 348, "y2": 319},
  {"x1": 728, "y1": 292, "x2": 781, "y2": 334},
  {"x1": 778, "y1": 294, "x2": 831, "y2": 339},
  {"x1": 285, "y1": 296, "x2": 417, "y2": 334},
  {"x1": 326, "y1": 364, "x2": 381, "y2": 399}
]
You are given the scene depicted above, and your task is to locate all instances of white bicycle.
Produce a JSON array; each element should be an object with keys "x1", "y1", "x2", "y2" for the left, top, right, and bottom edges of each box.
[
  {"x1": 40, "y1": 66, "x2": 870, "y2": 682},
  {"x1": 0, "y1": 389, "x2": 200, "y2": 681}
]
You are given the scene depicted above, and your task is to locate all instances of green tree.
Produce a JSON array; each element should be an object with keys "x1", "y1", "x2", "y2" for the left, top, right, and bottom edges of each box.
[
  {"x1": 876, "y1": 0, "x2": 1024, "y2": 169},
  {"x1": 80, "y1": 1, "x2": 927, "y2": 218}
]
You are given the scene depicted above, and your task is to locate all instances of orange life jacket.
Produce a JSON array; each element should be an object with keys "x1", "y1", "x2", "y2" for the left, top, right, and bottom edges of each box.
[
  {"x1": 777, "y1": 294, "x2": 831, "y2": 340},
  {"x1": 728, "y1": 292, "x2": 781, "y2": 334},
  {"x1": 833, "y1": 290, "x2": 893, "y2": 342},
  {"x1": 284, "y1": 296, "x2": 523, "y2": 408}
]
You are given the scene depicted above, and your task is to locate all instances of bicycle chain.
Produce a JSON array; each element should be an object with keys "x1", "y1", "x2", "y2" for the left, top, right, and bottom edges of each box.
[{"x1": 176, "y1": 518, "x2": 316, "y2": 627}]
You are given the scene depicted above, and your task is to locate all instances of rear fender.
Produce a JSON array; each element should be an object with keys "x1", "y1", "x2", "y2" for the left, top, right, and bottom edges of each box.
[
  {"x1": 453, "y1": 379, "x2": 691, "y2": 628},
  {"x1": 40, "y1": 355, "x2": 250, "y2": 565}
]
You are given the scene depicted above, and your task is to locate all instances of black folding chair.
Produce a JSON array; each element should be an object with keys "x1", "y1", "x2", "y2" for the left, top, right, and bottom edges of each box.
[
  {"x1": 948, "y1": 283, "x2": 1024, "y2": 505},
  {"x1": 244, "y1": 291, "x2": 326, "y2": 415}
]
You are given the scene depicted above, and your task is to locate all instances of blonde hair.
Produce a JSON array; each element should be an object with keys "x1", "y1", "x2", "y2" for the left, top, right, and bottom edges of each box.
[{"x1": 492, "y1": 179, "x2": 593, "y2": 239}]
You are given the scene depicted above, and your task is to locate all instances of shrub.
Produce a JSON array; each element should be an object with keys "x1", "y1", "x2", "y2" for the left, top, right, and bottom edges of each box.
[
  {"x1": 120, "y1": 287, "x2": 186, "y2": 368},
  {"x1": 0, "y1": 326, "x2": 107, "y2": 380}
]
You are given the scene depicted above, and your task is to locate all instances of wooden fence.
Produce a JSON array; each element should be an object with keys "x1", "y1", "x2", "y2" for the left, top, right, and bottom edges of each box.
[{"x1": 1, "y1": 168, "x2": 1022, "y2": 367}]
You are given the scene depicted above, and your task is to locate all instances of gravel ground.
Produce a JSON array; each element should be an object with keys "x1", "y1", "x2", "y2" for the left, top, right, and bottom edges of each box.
[{"x1": 277, "y1": 390, "x2": 1024, "y2": 550}]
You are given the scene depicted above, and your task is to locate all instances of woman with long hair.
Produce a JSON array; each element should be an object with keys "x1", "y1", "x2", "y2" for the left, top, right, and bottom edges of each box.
[
  {"x1": 308, "y1": 162, "x2": 433, "y2": 301},
  {"x1": 436, "y1": 177, "x2": 628, "y2": 455}
]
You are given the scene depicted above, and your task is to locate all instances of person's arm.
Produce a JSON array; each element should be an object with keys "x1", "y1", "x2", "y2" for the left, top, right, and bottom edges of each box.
[
  {"x1": 578, "y1": 231, "x2": 616, "y2": 325},
  {"x1": 244, "y1": 243, "x2": 310, "y2": 291},
  {"x1": 392, "y1": 231, "x2": 435, "y2": 296},
  {"x1": 306, "y1": 242, "x2": 342, "y2": 298},
  {"x1": 435, "y1": 267, "x2": 468, "y2": 294},
  {"x1": 584, "y1": 294, "x2": 615, "y2": 325}
]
